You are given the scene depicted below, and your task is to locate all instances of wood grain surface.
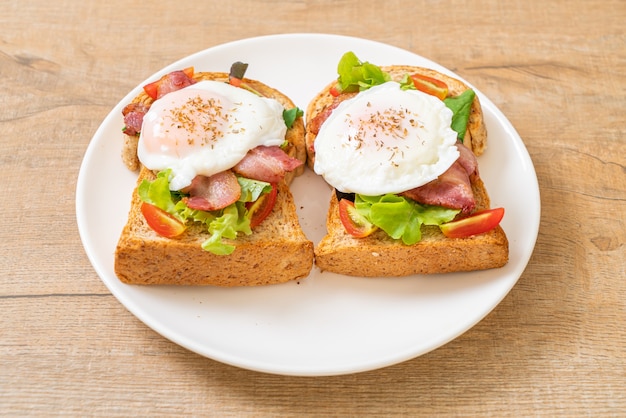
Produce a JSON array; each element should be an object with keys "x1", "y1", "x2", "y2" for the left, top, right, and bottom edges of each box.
[{"x1": 1, "y1": 0, "x2": 624, "y2": 416}]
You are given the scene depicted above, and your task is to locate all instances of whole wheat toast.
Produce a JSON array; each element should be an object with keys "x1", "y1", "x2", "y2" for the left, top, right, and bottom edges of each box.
[
  {"x1": 307, "y1": 64, "x2": 508, "y2": 276},
  {"x1": 315, "y1": 178, "x2": 508, "y2": 276},
  {"x1": 115, "y1": 71, "x2": 313, "y2": 286},
  {"x1": 115, "y1": 168, "x2": 313, "y2": 285}
]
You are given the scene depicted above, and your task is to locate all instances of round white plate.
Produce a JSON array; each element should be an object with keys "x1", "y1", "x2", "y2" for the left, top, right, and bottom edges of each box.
[{"x1": 76, "y1": 34, "x2": 540, "y2": 376}]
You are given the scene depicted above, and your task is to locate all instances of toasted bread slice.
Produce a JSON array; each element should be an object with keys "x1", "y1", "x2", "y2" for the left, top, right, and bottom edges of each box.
[
  {"x1": 115, "y1": 71, "x2": 313, "y2": 286},
  {"x1": 315, "y1": 178, "x2": 508, "y2": 277},
  {"x1": 115, "y1": 168, "x2": 313, "y2": 286},
  {"x1": 307, "y1": 65, "x2": 507, "y2": 277}
]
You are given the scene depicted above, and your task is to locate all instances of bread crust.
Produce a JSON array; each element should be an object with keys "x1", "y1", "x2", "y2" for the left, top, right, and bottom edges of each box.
[
  {"x1": 115, "y1": 72, "x2": 313, "y2": 286},
  {"x1": 307, "y1": 65, "x2": 508, "y2": 276}
]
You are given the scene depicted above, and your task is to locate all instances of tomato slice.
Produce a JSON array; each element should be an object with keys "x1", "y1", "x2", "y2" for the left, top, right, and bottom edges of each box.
[
  {"x1": 338, "y1": 198, "x2": 377, "y2": 238},
  {"x1": 440, "y1": 207, "x2": 504, "y2": 238},
  {"x1": 182, "y1": 67, "x2": 194, "y2": 78},
  {"x1": 329, "y1": 84, "x2": 341, "y2": 97},
  {"x1": 140, "y1": 202, "x2": 186, "y2": 238},
  {"x1": 142, "y1": 67, "x2": 195, "y2": 100},
  {"x1": 229, "y1": 76, "x2": 243, "y2": 87},
  {"x1": 246, "y1": 184, "x2": 278, "y2": 229},
  {"x1": 143, "y1": 79, "x2": 159, "y2": 100},
  {"x1": 410, "y1": 73, "x2": 449, "y2": 100}
]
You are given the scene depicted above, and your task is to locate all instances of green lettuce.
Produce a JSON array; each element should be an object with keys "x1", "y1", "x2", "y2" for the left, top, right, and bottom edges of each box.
[
  {"x1": 282, "y1": 107, "x2": 303, "y2": 129},
  {"x1": 138, "y1": 170, "x2": 179, "y2": 216},
  {"x1": 398, "y1": 73, "x2": 418, "y2": 91},
  {"x1": 335, "y1": 51, "x2": 391, "y2": 93},
  {"x1": 201, "y1": 202, "x2": 251, "y2": 255},
  {"x1": 355, "y1": 194, "x2": 460, "y2": 245},
  {"x1": 137, "y1": 169, "x2": 269, "y2": 255},
  {"x1": 444, "y1": 89, "x2": 476, "y2": 141},
  {"x1": 237, "y1": 177, "x2": 272, "y2": 202}
]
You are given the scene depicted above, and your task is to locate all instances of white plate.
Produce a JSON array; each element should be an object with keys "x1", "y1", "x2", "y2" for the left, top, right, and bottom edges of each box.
[{"x1": 76, "y1": 34, "x2": 540, "y2": 376}]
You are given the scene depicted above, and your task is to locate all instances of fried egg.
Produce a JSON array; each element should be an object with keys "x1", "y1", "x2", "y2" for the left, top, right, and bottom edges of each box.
[
  {"x1": 137, "y1": 80, "x2": 287, "y2": 191},
  {"x1": 313, "y1": 81, "x2": 460, "y2": 195}
]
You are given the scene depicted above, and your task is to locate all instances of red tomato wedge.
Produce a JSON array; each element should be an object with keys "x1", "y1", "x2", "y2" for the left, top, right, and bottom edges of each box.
[
  {"x1": 142, "y1": 80, "x2": 159, "y2": 100},
  {"x1": 440, "y1": 207, "x2": 505, "y2": 238},
  {"x1": 246, "y1": 184, "x2": 278, "y2": 229},
  {"x1": 140, "y1": 202, "x2": 186, "y2": 238},
  {"x1": 181, "y1": 67, "x2": 194, "y2": 78},
  {"x1": 410, "y1": 73, "x2": 449, "y2": 100},
  {"x1": 338, "y1": 199, "x2": 377, "y2": 238},
  {"x1": 143, "y1": 67, "x2": 195, "y2": 100},
  {"x1": 229, "y1": 76, "x2": 243, "y2": 87},
  {"x1": 329, "y1": 84, "x2": 341, "y2": 97}
]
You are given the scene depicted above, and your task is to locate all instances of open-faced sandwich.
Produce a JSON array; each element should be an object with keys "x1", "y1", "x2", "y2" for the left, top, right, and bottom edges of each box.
[
  {"x1": 306, "y1": 52, "x2": 509, "y2": 277},
  {"x1": 114, "y1": 63, "x2": 314, "y2": 286}
]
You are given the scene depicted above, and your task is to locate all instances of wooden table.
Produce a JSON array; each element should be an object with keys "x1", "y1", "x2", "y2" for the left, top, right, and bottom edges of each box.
[{"x1": 2, "y1": 0, "x2": 624, "y2": 415}]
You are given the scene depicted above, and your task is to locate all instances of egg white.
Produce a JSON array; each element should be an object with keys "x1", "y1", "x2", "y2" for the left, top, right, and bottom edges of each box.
[
  {"x1": 313, "y1": 81, "x2": 460, "y2": 195},
  {"x1": 137, "y1": 80, "x2": 287, "y2": 191}
]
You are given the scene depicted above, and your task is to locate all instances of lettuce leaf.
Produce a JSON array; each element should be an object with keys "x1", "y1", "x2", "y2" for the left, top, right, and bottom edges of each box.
[
  {"x1": 282, "y1": 107, "x2": 303, "y2": 129},
  {"x1": 137, "y1": 170, "x2": 264, "y2": 255},
  {"x1": 174, "y1": 201, "x2": 216, "y2": 225},
  {"x1": 201, "y1": 202, "x2": 252, "y2": 255},
  {"x1": 444, "y1": 89, "x2": 476, "y2": 141},
  {"x1": 237, "y1": 177, "x2": 272, "y2": 203},
  {"x1": 398, "y1": 73, "x2": 417, "y2": 91},
  {"x1": 137, "y1": 169, "x2": 182, "y2": 220},
  {"x1": 355, "y1": 194, "x2": 460, "y2": 245},
  {"x1": 335, "y1": 51, "x2": 391, "y2": 93}
]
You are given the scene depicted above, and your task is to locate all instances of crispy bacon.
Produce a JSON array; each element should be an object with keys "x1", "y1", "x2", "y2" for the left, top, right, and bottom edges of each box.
[
  {"x1": 456, "y1": 141, "x2": 478, "y2": 177},
  {"x1": 232, "y1": 145, "x2": 303, "y2": 183},
  {"x1": 152, "y1": 70, "x2": 196, "y2": 100},
  {"x1": 401, "y1": 161, "x2": 476, "y2": 213},
  {"x1": 122, "y1": 102, "x2": 149, "y2": 136},
  {"x1": 121, "y1": 70, "x2": 196, "y2": 136},
  {"x1": 181, "y1": 145, "x2": 301, "y2": 211},
  {"x1": 182, "y1": 170, "x2": 241, "y2": 211}
]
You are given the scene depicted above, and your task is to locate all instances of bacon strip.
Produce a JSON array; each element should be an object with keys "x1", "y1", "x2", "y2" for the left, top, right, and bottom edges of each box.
[
  {"x1": 401, "y1": 161, "x2": 476, "y2": 213},
  {"x1": 456, "y1": 141, "x2": 478, "y2": 177},
  {"x1": 153, "y1": 70, "x2": 196, "y2": 100},
  {"x1": 232, "y1": 145, "x2": 303, "y2": 183},
  {"x1": 122, "y1": 102, "x2": 149, "y2": 136},
  {"x1": 182, "y1": 170, "x2": 241, "y2": 211},
  {"x1": 122, "y1": 70, "x2": 196, "y2": 135}
]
